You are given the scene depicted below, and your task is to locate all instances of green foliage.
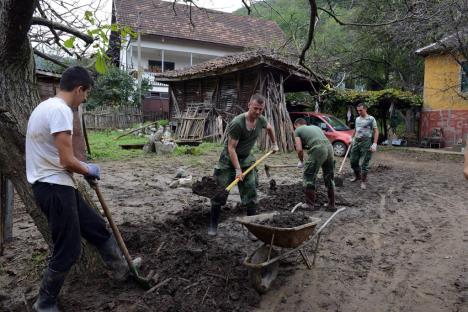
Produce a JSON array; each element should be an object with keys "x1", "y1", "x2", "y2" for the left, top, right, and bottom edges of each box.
[
  {"x1": 234, "y1": 0, "x2": 425, "y2": 92},
  {"x1": 173, "y1": 143, "x2": 222, "y2": 156},
  {"x1": 321, "y1": 88, "x2": 422, "y2": 117},
  {"x1": 88, "y1": 130, "x2": 147, "y2": 160},
  {"x1": 158, "y1": 119, "x2": 169, "y2": 127},
  {"x1": 62, "y1": 11, "x2": 137, "y2": 74},
  {"x1": 86, "y1": 66, "x2": 151, "y2": 109}
]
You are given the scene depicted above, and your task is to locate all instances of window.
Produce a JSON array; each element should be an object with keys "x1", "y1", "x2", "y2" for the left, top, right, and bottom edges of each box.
[
  {"x1": 148, "y1": 60, "x2": 175, "y2": 73},
  {"x1": 462, "y1": 61, "x2": 468, "y2": 93},
  {"x1": 322, "y1": 116, "x2": 350, "y2": 131},
  {"x1": 308, "y1": 116, "x2": 323, "y2": 127}
]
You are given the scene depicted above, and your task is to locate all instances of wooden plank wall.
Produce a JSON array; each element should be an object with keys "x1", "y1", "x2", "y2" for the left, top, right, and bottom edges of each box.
[
  {"x1": 83, "y1": 105, "x2": 143, "y2": 130},
  {"x1": 167, "y1": 68, "x2": 296, "y2": 151}
]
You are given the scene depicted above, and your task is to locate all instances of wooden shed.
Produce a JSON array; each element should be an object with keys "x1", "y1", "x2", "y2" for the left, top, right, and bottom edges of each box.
[{"x1": 155, "y1": 50, "x2": 325, "y2": 151}]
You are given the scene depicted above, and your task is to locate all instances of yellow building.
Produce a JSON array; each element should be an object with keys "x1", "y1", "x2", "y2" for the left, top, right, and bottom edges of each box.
[{"x1": 416, "y1": 32, "x2": 468, "y2": 146}]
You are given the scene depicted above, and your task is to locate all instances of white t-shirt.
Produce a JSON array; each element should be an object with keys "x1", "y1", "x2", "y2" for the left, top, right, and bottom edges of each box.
[{"x1": 26, "y1": 97, "x2": 75, "y2": 187}]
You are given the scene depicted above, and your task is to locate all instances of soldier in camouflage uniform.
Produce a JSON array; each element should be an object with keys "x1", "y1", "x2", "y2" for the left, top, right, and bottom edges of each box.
[
  {"x1": 293, "y1": 118, "x2": 336, "y2": 211},
  {"x1": 349, "y1": 103, "x2": 379, "y2": 190},
  {"x1": 209, "y1": 94, "x2": 279, "y2": 236}
]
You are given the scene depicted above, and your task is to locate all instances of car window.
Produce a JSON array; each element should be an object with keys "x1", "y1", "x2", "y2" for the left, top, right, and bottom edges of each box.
[
  {"x1": 322, "y1": 116, "x2": 350, "y2": 131},
  {"x1": 309, "y1": 116, "x2": 323, "y2": 127}
]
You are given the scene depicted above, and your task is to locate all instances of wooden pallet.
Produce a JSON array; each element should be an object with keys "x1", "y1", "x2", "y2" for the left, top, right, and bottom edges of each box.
[{"x1": 175, "y1": 103, "x2": 210, "y2": 143}]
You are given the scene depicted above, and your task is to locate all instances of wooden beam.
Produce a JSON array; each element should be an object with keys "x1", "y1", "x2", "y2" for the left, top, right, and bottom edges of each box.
[{"x1": 0, "y1": 175, "x2": 13, "y2": 256}]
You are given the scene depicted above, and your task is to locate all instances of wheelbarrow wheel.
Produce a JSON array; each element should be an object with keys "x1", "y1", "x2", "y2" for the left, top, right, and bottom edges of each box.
[{"x1": 248, "y1": 245, "x2": 279, "y2": 293}]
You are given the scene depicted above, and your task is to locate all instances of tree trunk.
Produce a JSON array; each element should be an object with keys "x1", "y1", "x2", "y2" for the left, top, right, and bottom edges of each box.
[{"x1": 0, "y1": 0, "x2": 102, "y2": 274}]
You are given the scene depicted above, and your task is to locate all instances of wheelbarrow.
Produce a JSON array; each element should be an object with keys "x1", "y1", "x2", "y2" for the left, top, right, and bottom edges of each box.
[{"x1": 236, "y1": 207, "x2": 346, "y2": 293}]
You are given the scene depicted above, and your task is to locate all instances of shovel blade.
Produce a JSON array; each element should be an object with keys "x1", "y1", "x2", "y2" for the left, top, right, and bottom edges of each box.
[{"x1": 335, "y1": 176, "x2": 344, "y2": 187}]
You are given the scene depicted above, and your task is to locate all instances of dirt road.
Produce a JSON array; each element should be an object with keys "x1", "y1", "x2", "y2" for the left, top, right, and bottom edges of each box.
[{"x1": 0, "y1": 149, "x2": 467, "y2": 311}]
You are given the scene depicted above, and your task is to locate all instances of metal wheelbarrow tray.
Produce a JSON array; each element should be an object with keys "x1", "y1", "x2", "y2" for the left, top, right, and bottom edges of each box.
[{"x1": 237, "y1": 213, "x2": 321, "y2": 248}]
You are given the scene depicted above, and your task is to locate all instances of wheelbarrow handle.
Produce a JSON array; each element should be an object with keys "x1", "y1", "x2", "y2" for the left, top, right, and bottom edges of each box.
[{"x1": 226, "y1": 150, "x2": 273, "y2": 192}]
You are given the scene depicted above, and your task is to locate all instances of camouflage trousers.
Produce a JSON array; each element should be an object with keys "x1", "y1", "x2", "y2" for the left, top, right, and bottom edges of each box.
[
  {"x1": 210, "y1": 165, "x2": 258, "y2": 211},
  {"x1": 349, "y1": 138, "x2": 373, "y2": 173},
  {"x1": 303, "y1": 143, "x2": 335, "y2": 190}
]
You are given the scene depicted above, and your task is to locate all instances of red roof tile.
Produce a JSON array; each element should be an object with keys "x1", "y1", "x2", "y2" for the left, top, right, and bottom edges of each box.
[{"x1": 114, "y1": 0, "x2": 285, "y2": 48}]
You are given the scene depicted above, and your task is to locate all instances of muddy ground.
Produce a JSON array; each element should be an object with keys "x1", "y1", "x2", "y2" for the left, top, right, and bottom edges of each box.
[{"x1": 0, "y1": 148, "x2": 467, "y2": 311}]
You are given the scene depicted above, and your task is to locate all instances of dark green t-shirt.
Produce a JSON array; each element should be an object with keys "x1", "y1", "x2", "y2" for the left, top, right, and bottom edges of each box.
[
  {"x1": 219, "y1": 113, "x2": 268, "y2": 167},
  {"x1": 294, "y1": 125, "x2": 329, "y2": 149}
]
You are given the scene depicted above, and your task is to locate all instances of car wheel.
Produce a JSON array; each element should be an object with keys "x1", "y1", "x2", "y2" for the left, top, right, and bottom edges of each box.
[{"x1": 333, "y1": 141, "x2": 347, "y2": 157}]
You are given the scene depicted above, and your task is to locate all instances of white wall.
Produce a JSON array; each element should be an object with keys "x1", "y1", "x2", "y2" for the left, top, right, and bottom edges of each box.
[{"x1": 121, "y1": 35, "x2": 242, "y2": 71}]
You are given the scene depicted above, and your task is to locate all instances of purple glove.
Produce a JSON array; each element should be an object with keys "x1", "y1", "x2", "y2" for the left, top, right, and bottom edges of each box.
[{"x1": 84, "y1": 163, "x2": 101, "y2": 180}]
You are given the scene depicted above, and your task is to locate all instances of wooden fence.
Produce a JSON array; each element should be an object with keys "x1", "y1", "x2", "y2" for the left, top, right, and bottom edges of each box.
[{"x1": 83, "y1": 105, "x2": 143, "y2": 130}]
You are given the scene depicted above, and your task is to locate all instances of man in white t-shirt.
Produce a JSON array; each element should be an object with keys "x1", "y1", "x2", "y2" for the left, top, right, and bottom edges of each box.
[{"x1": 26, "y1": 66, "x2": 137, "y2": 312}]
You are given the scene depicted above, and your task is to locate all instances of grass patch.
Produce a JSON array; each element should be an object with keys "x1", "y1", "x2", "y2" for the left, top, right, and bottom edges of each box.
[
  {"x1": 173, "y1": 142, "x2": 223, "y2": 156},
  {"x1": 88, "y1": 130, "x2": 148, "y2": 161},
  {"x1": 24, "y1": 249, "x2": 48, "y2": 279}
]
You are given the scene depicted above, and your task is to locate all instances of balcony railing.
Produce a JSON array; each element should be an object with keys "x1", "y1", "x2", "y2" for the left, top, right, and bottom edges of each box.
[
  {"x1": 143, "y1": 71, "x2": 168, "y2": 87},
  {"x1": 127, "y1": 68, "x2": 168, "y2": 87}
]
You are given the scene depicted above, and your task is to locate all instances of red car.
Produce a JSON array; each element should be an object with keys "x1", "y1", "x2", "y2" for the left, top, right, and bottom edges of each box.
[{"x1": 290, "y1": 112, "x2": 354, "y2": 157}]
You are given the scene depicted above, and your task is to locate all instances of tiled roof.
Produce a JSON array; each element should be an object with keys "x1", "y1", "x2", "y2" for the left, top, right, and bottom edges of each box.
[
  {"x1": 154, "y1": 50, "x2": 325, "y2": 84},
  {"x1": 35, "y1": 55, "x2": 65, "y2": 74},
  {"x1": 416, "y1": 28, "x2": 468, "y2": 56},
  {"x1": 114, "y1": 0, "x2": 285, "y2": 48}
]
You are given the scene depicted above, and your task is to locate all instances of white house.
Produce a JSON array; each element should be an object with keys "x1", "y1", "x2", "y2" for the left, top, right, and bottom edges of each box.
[{"x1": 114, "y1": 0, "x2": 285, "y2": 101}]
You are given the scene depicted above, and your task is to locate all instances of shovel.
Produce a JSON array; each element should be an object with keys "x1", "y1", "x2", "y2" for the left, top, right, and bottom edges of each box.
[
  {"x1": 335, "y1": 143, "x2": 352, "y2": 187},
  {"x1": 91, "y1": 182, "x2": 152, "y2": 290},
  {"x1": 193, "y1": 151, "x2": 273, "y2": 200}
]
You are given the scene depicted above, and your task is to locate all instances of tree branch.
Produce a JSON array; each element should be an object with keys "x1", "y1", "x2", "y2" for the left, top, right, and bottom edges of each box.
[
  {"x1": 299, "y1": 0, "x2": 318, "y2": 67},
  {"x1": 318, "y1": 6, "x2": 413, "y2": 27},
  {"x1": 31, "y1": 16, "x2": 93, "y2": 44},
  {"x1": 241, "y1": 0, "x2": 251, "y2": 15}
]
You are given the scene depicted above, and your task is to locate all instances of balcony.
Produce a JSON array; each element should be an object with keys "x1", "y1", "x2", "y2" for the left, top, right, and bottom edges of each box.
[{"x1": 142, "y1": 71, "x2": 168, "y2": 87}]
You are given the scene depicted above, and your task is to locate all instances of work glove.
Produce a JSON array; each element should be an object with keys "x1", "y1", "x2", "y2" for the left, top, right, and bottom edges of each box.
[
  {"x1": 271, "y1": 142, "x2": 279, "y2": 153},
  {"x1": 297, "y1": 161, "x2": 304, "y2": 169},
  {"x1": 82, "y1": 162, "x2": 101, "y2": 185},
  {"x1": 235, "y1": 168, "x2": 244, "y2": 181},
  {"x1": 369, "y1": 143, "x2": 377, "y2": 152}
]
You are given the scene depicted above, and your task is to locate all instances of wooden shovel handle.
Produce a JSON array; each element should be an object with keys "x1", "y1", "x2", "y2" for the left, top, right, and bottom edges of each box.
[
  {"x1": 93, "y1": 184, "x2": 134, "y2": 270},
  {"x1": 338, "y1": 143, "x2": 352, "y2": 174},
  {"x1": 226, "y1": 150, "x2": 273, "y2": 192}
]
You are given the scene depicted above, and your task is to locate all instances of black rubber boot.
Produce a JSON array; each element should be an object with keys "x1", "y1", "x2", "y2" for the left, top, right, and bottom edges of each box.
[
  {"x1": 361, "y1": 172, "x2": 368, "y2": 190},
  {"x1": 246, "y1": 204, "x2": 257, "y2": 216},
  {"x1": 208, "y1": 205, "x2": 221, "y2": 236},
  {"x1": 349, "y1": 170, "x2": 361, "y2": 182},
  {"x1": 32, "y1": 267, "x2": 67, "y2": 312},
  {"x1": 302, "y1": 188, "x2": 317, "y2": 210},
  {"x1": 326, "y1": 188, "x2": 337, "y2": 212},
  {"x1": 97, "y1": 235, "x2": 141, "y2": 281}
]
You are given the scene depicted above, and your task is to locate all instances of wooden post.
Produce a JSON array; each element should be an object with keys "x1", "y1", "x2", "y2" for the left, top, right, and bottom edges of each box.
[
  {"x1": 82, "y1": 111, "x2": 91, "y2": 157},
  {"x1": 0, "y1": 175, "x2": 14, "y2": 256}
]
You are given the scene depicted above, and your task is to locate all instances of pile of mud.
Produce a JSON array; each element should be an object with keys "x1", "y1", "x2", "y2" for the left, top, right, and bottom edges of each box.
[
  {"x1": 192, "y1": 176, "x2": 223, "y2": 198},
  {"x1": 259, "y1": 183, "x2": 330, "y2": 211},
  {"x1": 259, "y1": 212, "x2": 311, "y2": 228},
  {"x1": 259, "y1": 183, "x2": 353, "y2": 211},
  {"x1": 61, "y1": 203, "x2": 261, "y2": 312}
]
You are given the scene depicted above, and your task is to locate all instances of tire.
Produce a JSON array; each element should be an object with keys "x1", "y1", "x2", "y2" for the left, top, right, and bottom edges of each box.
[
  {"x1": 333, "y1": 141, "x2": 347, "y2": 157},
  {"x1": 248, "y1": 245, "x2": 279, "y2": 293}
]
